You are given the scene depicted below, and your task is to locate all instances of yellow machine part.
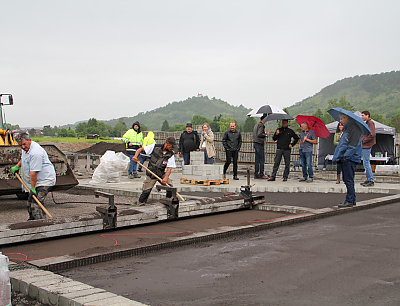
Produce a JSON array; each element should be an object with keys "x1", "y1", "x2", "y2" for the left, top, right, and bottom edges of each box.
[{"x1": 0, "y1": 129, "x2": 18, "y2": 146}]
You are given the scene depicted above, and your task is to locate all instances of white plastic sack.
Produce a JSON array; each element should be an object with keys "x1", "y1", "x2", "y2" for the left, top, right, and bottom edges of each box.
[{"x1": 90, "y1": 150, "x2": 130, "y2": 184}]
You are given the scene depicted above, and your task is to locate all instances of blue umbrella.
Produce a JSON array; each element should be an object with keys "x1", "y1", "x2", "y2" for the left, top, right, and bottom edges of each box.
[{"x1": 327, "y1": 108, "x2": 371, "y2": 135}]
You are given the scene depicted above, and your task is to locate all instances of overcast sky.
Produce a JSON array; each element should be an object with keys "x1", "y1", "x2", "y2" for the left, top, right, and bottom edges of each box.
[{"x1": 1, "y1": 0, "x2": 399, "y2": 128}]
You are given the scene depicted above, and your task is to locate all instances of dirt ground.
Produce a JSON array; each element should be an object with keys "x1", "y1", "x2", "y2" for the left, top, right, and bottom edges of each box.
[
  {"x1": 37, "y1": 141, "x2": 93, "y2": 152},
  {"x1": 0, "y1": 187, "x2": 143, "y2": 224}
]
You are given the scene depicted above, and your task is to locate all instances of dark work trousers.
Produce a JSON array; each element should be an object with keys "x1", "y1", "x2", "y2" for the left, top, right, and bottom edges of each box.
[
  {"x1": 223, "y1": 150, "x2": 239, "y2": 177},
  {"x1": 271, "y1": 149, "x2": 291, "y2": 179},
  {"x1": 27, "y1": 186, "x2": 52, "y2": 220},
  {"x1": 183, "y1": 152, "x2": 191, "y2": 165},
  {"x1": 253, "y1": 143, "x2": 265, "y2": 177},
  {"x1": 342, "y1": 159, "x2": 357, "y2": 203}
]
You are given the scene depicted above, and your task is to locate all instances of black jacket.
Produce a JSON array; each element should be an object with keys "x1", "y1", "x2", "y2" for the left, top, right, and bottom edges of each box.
[
  {"x1": 272, "y1": 127, "x2": 299, "y2": 149},
  {"x1": 179, "y1": 131, "x2": 200, "y2": 153},
  {"x1": 222, "y1": 129, "x2": 242, "y2": 151}
]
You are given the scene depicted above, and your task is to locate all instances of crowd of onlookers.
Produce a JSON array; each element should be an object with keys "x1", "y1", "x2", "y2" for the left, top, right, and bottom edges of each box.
[{"x1": 122, "y1": 109, "x2": 376, "y2": 207}]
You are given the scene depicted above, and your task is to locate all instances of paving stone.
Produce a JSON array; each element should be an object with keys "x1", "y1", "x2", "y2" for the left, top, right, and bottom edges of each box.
[
  {"x1": 72, "y1": 291, "x2": 119, "y2": 305},
  {"x1": 59, "y1": 288, "x2": 106, "y2": 306}
]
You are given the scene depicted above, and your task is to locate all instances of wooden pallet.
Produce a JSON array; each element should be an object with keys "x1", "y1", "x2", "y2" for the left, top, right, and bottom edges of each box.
[{"x1": 180, "y1": 178, "x2": 229, "y2": 186}]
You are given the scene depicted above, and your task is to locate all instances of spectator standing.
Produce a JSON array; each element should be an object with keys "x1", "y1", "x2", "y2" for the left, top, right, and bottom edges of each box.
[
  {"x1": 323, "y1": 123, "x2": 344, "y2": 184},
  {"x1": 122, "y1": 121, "x2": 143, "y2": 178},
  {"x1": 361, "y1": 111, "x2": 376, "y2": 187},
  {"x1": 222, "y1": 121, "x2": 242, "y2": 180},
  {"x1": 333, "y1": 123, "x2": 344, "y2": 183},
  {"x1": 332, "y1": 114, "x2": 362, "y2": 207},
  {"x1": 199, "y1": 122, "x2": 215, "y2": 164},
  {"x1": 253, "y1": 115, "x2": 268, "y2": 179},
  {"x1": 178, "y1": 123, "x2": 200, "y2": 165},
  {"x1": 11, "y1": 132, "x2": 56, "y2": 220},
  {"x1": 268, "y1": 120, "x2": 299, "y2": 182},
  {"x1": 299, "y1": 122, "x2": 317, "y2": 182}
]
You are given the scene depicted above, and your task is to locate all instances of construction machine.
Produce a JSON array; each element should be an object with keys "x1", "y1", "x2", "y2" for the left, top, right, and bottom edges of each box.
[{"x1": 0, "y1": 93, "x2": 78, "y2": 198}]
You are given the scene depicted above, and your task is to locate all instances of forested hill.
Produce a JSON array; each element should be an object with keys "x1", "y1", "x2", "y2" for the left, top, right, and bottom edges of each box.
[
  {"x1": 287, "y1": 70, "x2": 400, "y2": 119},
  {"x1": 105, "y1": 96, "x2": 251, "y2": 130}
]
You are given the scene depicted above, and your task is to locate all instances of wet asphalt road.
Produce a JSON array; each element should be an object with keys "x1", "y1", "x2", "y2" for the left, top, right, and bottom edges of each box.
[{"x1": 60, "y1": 202, "x2": 400, "y2": 306}]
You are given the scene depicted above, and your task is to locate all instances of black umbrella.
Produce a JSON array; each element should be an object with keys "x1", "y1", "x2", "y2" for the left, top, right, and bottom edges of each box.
[{"x1": 248, "y1": 105, "x2": 293, "y2": 121}]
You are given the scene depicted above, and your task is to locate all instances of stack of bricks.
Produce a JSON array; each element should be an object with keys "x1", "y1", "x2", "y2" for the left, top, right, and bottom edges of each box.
[{"x1": 182, "y1": 151, "x2": 224, "y2": 181}]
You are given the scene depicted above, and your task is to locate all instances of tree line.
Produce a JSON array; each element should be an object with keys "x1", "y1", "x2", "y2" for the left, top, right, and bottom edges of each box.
[
  {"x1": 309, "y1": 96, "x2": 400, "y2": 131},
  {"x1": 161, "y1": 114, "x2": 257, "y2": 133}
]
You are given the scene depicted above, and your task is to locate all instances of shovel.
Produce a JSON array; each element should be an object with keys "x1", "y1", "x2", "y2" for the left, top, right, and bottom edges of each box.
[
  {"x1": 136, "y1": 161, "x2": 185, "y2": 202},
  {"x1": 15, "y1": 173, "x2": 53, "y2": 218}
]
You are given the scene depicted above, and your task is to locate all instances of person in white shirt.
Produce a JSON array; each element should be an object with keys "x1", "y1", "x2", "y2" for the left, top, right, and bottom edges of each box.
[
  {"x1": 11, "y1": 132, "x2": 56, "y2": 220},
  {"x1": 132, "y1": 136, "x2": 177, "y2": 205}
]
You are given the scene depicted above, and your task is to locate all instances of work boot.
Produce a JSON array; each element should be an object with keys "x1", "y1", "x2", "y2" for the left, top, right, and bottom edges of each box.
[
  {"x1": 133, "y1": 173, "x2": 141, "y2": 178},
  {"x1": 233, "y1": 176, "x2": 239, "y2": 180},
  {"x1": 128, "y1": 172, "x2": 134, "y2": 179},
  {"x1": 336, "y1": 174, "x2": 340, "y2": 184},
  {"x1": 138, "y1": 188, "x2": 152, "y2": 204},
  {"x1": 138, "y1": 168, "x2": 143, "y2": 172}
]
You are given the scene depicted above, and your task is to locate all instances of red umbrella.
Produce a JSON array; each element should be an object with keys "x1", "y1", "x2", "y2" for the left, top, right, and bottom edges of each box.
[{"x1": 296, "y1": 115, "x2": 330, "y2": 138}]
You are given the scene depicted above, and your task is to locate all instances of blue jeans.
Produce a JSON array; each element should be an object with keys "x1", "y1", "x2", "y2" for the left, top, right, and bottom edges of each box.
[
  {"x1": 128, "y1": 154, "x2": 137, "y2": 174},
  {"x1": 362, "y1": 148, "x2": 374, "y2": 182},
  {"x1": 299, "y1": 150, "x2": 313, "y2": 179},
  {"x1": 253, "y1": 143, "x2": 265, "y2": 177},
  {"x1": 138, "y1": 155, "x2": 148, "y2": 171},
  {"x1": 183, "y1": 152, "x2": 191, "y2": 165},
  {"x1": 202, "y1": 149, "x2": 214, "y2": 164},
  {"x1": 342, "y1": 159, "x2": 357, "y2": 203}
]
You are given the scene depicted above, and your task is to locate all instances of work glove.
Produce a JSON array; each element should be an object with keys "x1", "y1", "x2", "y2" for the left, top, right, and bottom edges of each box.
[
  {"x1": 11, "y1": 166, "x2": 20, "y2": 175},
  {"x1": 28, "y1": 187, "x2": 37, "y2": 202},
  {"x1": 30, "y1": 187, "x2": 37, "y2": 197}
]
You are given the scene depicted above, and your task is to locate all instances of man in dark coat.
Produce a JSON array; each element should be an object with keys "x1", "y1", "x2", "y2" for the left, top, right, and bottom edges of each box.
[
  {"x1": 268, "y1": 120, "x2": 299, "y2": 181},
  {"x1": 178, "y1": 123, "x2": 200, "y2": 165},
  {"x1": 222, "y1": 121, "x2": 242, "y2": 180},
  {"x1": 253, "y1": 115, "x2": 268, "y2": 179}
]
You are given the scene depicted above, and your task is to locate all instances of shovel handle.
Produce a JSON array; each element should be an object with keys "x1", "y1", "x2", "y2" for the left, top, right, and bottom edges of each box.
[
  {"x1": 136, "y1": 160, "x2": 185, "y2": 202},
  {"x1": 15, "y1": 173, "x2": 53, "y2": 219}
]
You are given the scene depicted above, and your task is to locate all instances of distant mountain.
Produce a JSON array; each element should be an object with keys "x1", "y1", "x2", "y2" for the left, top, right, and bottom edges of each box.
[
  {"x1": 104, "y1": 96, "x2": 251, "y2": 130},
  {"x1": 287, "y1": 70, "x2": 400, "y2": 119}
]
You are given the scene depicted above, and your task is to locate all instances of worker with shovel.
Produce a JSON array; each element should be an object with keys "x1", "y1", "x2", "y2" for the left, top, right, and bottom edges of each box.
[
  {"x1": 132, "y1": 136, "x2": 177, "y2": 205},
  {"x1": 11, "y1": 132, "x2": 56, "y2": 220}
]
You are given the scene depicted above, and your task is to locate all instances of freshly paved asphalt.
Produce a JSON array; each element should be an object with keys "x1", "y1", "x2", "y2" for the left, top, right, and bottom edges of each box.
[{"x1": 61, "y1": 202, "x2": 400, "y2": 306}]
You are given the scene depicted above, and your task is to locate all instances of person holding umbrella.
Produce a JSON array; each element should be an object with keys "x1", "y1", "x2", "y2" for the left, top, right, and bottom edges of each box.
[
  {"x1": 328, "y1": 108, "x2": 370, "y2": 208},
  {"x1": 331, "y1": 114, "x2": 362, "y2": 207},
  {"x1": 296, "y1": 116, "x2": 330, "y2": 183},
  {"x1": 298, "y1": 122, "x2": 317, "y2": 182},
  {"x1": 253, "y1": 114, "x2": 268, "y2": 179}
]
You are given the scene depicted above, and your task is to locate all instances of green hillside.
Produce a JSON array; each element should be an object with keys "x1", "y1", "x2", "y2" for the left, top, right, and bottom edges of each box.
[
  {"x1": 105, "y1": 96, "x2": 251, "y2": 130},
  {"x1": 287, "y1": 70, "x2": 400, "y2": 119}
]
